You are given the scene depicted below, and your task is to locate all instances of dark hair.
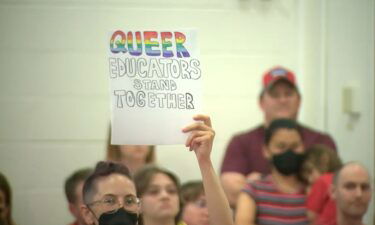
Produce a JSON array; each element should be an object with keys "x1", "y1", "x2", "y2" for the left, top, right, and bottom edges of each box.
[
  {"x1": 181, "y1": 181, "x2": 204, "y2": 205},
  {"x1": 82, "y1": 161, "x2": 132, "y2": 205},
  {"x1": 134, "y1": 165, "x2": 182, "y2": 225},
  {"x1": 264, "y1": 119, "x2": 301, "y2": 145},
  {"x1": 0, "y1": 172, "x2": 16, "y2": 225},
  {"x1": 106, "y1": 126, "x2": 156, "y2": 164},
  {"x1": 65, "y1": 168, "x2": 93, "y2": 204}
]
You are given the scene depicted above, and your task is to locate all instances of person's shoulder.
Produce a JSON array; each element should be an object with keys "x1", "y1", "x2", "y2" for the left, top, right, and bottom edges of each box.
[
  {"x1": 319, "y1": 173, "x2": 334, "y2": 183},
  {"x1": 248, "y1": 175, "x2": 274, "y2": 189},
  {"x1": 299, "y1": 124, "x2": 330, "y2": 137},
  {"x1": 311, "y1": 173, "x2": 330, "y2": 186},
  {"x1": 299, "y1": 123, "x2": 337, "y2": 150},
  {"x1": 230, "y1": 125, "x2": 264, "y2": 140},
  {"x1": 243, "y1": 176, "x2": 271, "y2": 194}
]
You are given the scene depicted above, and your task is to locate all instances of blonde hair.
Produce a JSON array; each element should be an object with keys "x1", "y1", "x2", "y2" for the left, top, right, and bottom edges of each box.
[{"x1": 106, "y1": 126, "x2": 156, "y2": 163}]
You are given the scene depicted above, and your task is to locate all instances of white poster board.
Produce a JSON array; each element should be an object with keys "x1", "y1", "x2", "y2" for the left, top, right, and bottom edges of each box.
[{"x1": 108, "y1": 29, "x2": 202, "y2": 145}]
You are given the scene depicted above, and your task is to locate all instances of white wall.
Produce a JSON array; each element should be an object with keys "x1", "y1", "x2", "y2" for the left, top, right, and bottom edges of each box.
[
  {"x1": 0, "y1": 0, "x2": 373, "y2": 224},
  {"x1": 324, "y1": 0, "x2": 374, "y2": 222}
]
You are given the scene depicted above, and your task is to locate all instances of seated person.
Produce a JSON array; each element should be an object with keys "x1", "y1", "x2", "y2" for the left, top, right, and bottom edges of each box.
[
  {"x1": 220, "y1": 66, "x2": 337, "y2": 208},
  {"x1": 181, "y1": 181, "x2": 209, "y2": 225},
  {"x1": 300, "y1": 144, "x2": 342, "y2": 225},
  {"x1": 235, "y1": 119, "x2": 308, "y2": 225},
  {"x1": 0, "y1": 172, "x2": 16, "y2": 225},
  {"x1": 64, "y1": 168, "x2": 93, "y2": 225},
  {"x1": 81, "y1": 115, "x2": 233, "y2": 225},
  {"x1": 133, "y1": 165, "x2": 184, "y2": 225},
  {"x1": 331, "y1": 162, "x2": 372, "y2": 225}
]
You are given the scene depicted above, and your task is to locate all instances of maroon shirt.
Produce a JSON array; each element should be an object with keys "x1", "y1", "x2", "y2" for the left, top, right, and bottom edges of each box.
[{"x1": 220, "y1": 125, "x2": 337, "y2": 175}]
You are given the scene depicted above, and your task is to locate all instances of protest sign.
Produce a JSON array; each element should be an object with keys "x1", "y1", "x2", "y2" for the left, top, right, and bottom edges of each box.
[{"x1": 108, "y1": 29, "x2": 202, "y2": 145}]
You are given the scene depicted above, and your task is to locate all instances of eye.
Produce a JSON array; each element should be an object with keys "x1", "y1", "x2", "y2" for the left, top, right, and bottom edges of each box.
[
  {"x1": 124, "y1": 196, "x2": 138, "y2": 205},
  {"x1": 102, "y1": 195, "x2": 117, "y2": 205},
  {"x1": 361, "y1": 184, "x2": 370, "y2": 191},
  {"x1": 285, "y1": 90, "x2": 294, "y2": 97},
  {"x1": 344, "y1": 183, "x2": 356, "y2": 190},
  {"x1": 166, "y1": 187, "x2": 177, "y2": 195},
  {"x1": 147, "y1": 188, "x2": 160, "y2": 195}
]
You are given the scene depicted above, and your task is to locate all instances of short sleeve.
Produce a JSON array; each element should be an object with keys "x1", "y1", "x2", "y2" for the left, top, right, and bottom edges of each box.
[{"x1": 307, "y1": 176, "x2": 331, "y2": 213}]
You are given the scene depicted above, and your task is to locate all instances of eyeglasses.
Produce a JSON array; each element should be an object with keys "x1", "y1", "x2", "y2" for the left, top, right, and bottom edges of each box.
[{"x1": 88, "y1": 194, "x2": 140, "y2": 214}]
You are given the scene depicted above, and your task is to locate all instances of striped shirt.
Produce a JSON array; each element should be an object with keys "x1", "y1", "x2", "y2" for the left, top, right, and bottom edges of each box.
[{"x1": 242, "y1": 175, "x2": 309, "y2": 225}]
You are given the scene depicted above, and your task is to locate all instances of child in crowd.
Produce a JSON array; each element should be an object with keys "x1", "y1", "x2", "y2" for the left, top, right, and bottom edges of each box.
[
  {"x1": 300, "y1": 144, "x2": 342, "y2": 225},
  {"x1": 181, "y1": 181, "x2": 209, "y2": 225}
]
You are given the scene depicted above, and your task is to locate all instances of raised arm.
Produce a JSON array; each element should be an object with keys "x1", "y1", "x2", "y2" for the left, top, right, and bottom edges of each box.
[{"x1": 182, "y1": 115, "x2": 233, "y2": 225}]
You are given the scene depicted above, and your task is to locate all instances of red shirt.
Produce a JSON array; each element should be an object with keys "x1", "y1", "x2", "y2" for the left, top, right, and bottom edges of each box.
[
  {"x1": 220, "y1": 125, "x2": 337, "y2": 175},
  {"x1": 307, "y1": 173, "x2": 336, "y2": 225}
]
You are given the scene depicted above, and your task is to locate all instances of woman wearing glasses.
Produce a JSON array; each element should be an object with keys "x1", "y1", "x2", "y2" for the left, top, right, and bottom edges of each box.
[{"x1": 81, "y1": 115, "x2": 233, "y2": 225}]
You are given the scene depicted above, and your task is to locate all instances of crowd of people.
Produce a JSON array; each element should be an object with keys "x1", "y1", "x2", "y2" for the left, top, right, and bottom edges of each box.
[{"x1": 0, "y1": 66, "x2": 372, "y2": 225}]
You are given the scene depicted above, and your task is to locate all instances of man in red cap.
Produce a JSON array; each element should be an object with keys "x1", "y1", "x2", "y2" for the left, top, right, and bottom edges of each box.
[{"x1": 220, "y1": 66, "x2": 337, "y2": 207}]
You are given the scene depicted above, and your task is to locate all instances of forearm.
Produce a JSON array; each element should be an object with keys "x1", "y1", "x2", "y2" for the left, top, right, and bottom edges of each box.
[{"x1": 198, "y1": 158, "x2": 234, "y2": 225}]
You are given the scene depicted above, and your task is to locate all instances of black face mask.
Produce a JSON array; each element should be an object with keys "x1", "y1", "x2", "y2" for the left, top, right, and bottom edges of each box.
[
  {"x1": 98, "y1": 208, "x2": 138, "y2": 225},
  {"x1": 272, "y1": 149, "x2": 305, "y2": 176}
]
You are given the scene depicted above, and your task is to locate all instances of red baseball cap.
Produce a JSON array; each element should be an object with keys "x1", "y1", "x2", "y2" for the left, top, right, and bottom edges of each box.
[{"x1": 262, "y1": 66, "x2": 297, "y2": 91}]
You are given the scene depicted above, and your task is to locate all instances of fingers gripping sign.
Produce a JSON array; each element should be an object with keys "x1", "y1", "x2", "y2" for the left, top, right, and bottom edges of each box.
[{"x1": 182, "y1": 115, "x2": 215, "y2": 161}]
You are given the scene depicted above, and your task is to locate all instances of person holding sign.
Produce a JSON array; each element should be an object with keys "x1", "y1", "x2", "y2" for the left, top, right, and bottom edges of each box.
[
  {"x1": 220, "y1": 66, "x2": 337, "y2": 207},
  {"x1": 80, "y1": 115, "x2": 233, "y2": 225}
]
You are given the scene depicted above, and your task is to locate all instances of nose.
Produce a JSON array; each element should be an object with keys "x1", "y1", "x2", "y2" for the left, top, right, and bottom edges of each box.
[
  {"x1": 279, "y1": 94, "x2": 291, "y2": 103},
  {"x1": 202, "y1": 207, "x2": 209, "y2": 216},
  {"x1": 159, "y1": 189, "x2": 171, "y2": 199},
  {"x1": 354, "y1": 186, "x2": 363, "y2": 197}
]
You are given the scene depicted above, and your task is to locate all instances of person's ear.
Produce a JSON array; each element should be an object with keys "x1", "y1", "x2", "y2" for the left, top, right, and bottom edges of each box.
[
  {"x1": 3, "y1": 205, "x2": 9, "y2": 218},
  {"x1": 263, "y1": 145, "x2": 271, "y2": 159},
  {"x1": 296, "y1": 94, "x2": 302, "y2": 108},
  {"x1": 330, "y1": 184, "x2": 337, "y2": 200},
  {"x1": 259, "y1": 95, "x2": 266, "y2": 112},
  {"x1": 68, "y1": 203, "x2": 79, "y2": 218},
  {"x1": 81, "y1": 205, "x2": 97, "y2": 225}
]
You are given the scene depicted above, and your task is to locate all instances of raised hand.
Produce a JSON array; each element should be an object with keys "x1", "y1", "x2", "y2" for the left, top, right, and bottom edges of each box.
[{"x1": 182, "y1": 114, "x2": 215, "y2": 162}]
